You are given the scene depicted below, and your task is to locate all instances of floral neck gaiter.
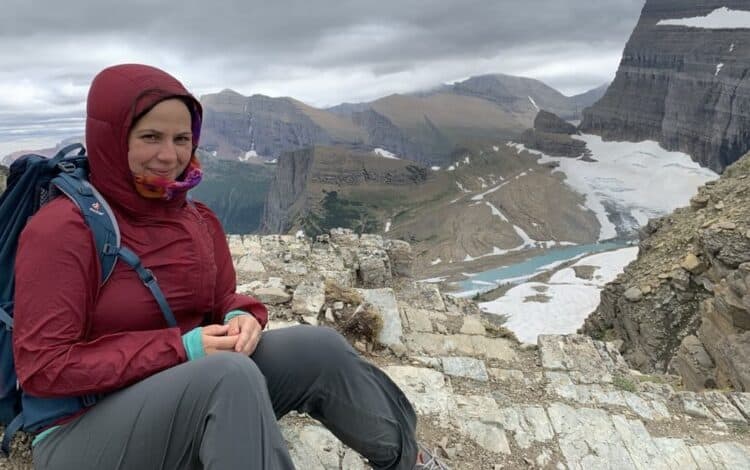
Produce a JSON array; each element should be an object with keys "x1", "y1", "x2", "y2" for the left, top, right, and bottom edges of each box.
[{"x1": 132, "y1": 155, "x2": 203, "y2": 201}]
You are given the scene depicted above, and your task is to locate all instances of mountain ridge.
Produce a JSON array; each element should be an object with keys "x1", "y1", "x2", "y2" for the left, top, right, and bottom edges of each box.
[
  {"x1": 199, "y1": 74, "x2": 607, "y2": 165},
  {"x1": 580, "y1": 0, "x2": 750, "y2": 172}
]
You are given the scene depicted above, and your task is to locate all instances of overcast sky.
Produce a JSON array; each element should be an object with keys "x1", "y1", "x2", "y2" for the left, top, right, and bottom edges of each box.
[{"x1": 1, "y1": 0, "x2": 645, "y2": 155}]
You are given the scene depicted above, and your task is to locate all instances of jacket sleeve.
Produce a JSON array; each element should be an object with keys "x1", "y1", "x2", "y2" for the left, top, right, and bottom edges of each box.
[
  {"x1": 194, "y1": 203, "x2": 268, "y2": 328},
  {"x1": 12, "y1": 200, "x2": 187, "y2": 398}
]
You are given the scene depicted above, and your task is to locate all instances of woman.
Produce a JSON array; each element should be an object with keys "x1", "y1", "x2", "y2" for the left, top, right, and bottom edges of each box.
[{"x1": 12, "y1": 64, "x2": 429, "y2": 469}]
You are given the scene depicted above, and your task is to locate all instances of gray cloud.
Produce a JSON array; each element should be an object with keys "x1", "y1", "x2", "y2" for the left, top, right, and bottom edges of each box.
[{"x1": 0, "y1": 0, "x2": 645, "y2": 153}]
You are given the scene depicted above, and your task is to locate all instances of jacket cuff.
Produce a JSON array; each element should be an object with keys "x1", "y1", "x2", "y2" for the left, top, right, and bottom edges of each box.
[
  {"x1": 181, "y1": 327, "x2": 205, "y2": 361},
  {"x1": 223, "y1": 309, "x2": 250, "y2": 324}
]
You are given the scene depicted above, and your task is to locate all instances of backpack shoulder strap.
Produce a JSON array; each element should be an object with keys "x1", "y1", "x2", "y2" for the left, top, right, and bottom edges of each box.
[
  {"x1": 51, "y1": 172, "x2": 177, "y2": 327},
  {"x1": 117, "y1": 247, "x2": 177, "y2": 328},
  {"x1": 51, "y1": 172, "x2": 119, "y2": 284}
]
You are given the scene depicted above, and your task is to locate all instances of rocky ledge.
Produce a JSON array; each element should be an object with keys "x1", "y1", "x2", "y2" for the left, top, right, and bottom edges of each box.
[
  {"x1": 521, "y1": 111, "x2": 590, "y2": 159},
  {"x1": 582, "y1": 152, "x2": 750, "y2": 395},
  {"x1": 2, "y1": 229, "x2": 749, "y2": 468}
]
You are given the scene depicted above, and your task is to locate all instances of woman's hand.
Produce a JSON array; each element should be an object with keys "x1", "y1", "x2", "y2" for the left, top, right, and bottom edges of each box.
[
  {"x1": 227, "y1": 314, "x2": 263, "y2": 355},
  {"x1": 201, "y1": 324, "x2": 239, "y2": 355}
]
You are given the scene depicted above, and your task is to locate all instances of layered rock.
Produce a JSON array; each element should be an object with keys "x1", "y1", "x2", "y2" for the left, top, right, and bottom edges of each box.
[
  {"x1": 520, "y1": 111, "x2": 590, "y2": 158},
  {"x1": 200, "y1": 90, "x2": 366, "y2": 160},
  {"x1": 580, "y1": 0, "x2": 750, "y2": 172},
  {"x1": 582, "y1": 152, "x2": 750, "y2": 391},
  {"x1": 3, "y1": 229, "x2": 750, "y2": 468},
  {"x1": 261, "y1": 146, "x2": 431, "y2": 234}
]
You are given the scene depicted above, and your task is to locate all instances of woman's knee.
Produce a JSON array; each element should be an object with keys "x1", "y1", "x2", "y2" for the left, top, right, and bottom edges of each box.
[
  {"x1": 302, "y1": 326, "x2": 353, "y2": 355},
  {"x1": 191, "y1": 352, "x2": 267, "y2": 391}
]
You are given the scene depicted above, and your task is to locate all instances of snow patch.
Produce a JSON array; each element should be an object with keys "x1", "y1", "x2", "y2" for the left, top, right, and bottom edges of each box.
[
  {"x1": 485, "y1": 202, "x2": 509, "y2": 222},
  {"x1": 239, "y1": 149, "x2": 258, "y2": 162},
  {"x1": 384, "y1": 220, "x2": 392, "y2": 233},
  {"x1": 455, "y1": 181, "x2": 470, "y2": 193},
  {"x1": 447, "y1": 165, "x2": 456, "y2": 171},
  {"x1": 431, "y1": 166, "x2": 441, "y2": 171},
  {"x1": 470, "y1": 179, "x2": 510, "y2": 201},
  {"x1": 715, "y1": 63, "x2": 724, "y2": 76},
  {"x1": 657, "y1": 7, "x2": 750, "y2": 29},
  {"x1": 373, "y1": 148, "x2": 399, "y2": 159},
  {"x1": 480, "y1": 247, "x2": 639, "y2": 344},
  {"x1": 730, "y1": 43, "x2": 735, "y2": 52},
  {"x1": 506, "y1": 142, "x2": 525, "y2": 154},
  {"x1": 512, "y1": 225, "x2": 535, "y2": 247},
  {"x1": 295, "y1": 230, "x2": 305, "y2": 239},
  {"x1": 510, "y1": 135, "x2": 718, "y2": 240},
  {"x1": 464, "y1": 156, "x2": 470, "y2": 164},
  {"x1": 493, "y1": 145, "x2": 499, "y2": 152},
  {"x1": 430, "y1": 258, "x2": 442, "y2": 266},
  {"x1": 419, "y1": 276, "x2": 447, "y2": 283},
  {"x1": 528, "y1": 96, "x2": 540, "y2": 111}
]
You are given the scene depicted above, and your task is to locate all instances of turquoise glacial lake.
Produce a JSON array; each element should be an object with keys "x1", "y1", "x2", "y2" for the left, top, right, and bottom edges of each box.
[{"x1": 454, "y1": 241, "x2": 631, "y2": 295}]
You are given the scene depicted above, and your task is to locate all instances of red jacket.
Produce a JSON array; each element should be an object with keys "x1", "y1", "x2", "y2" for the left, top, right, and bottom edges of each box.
[{"x1": 13, "y1": 64, "x2": 267, "y2": 398}]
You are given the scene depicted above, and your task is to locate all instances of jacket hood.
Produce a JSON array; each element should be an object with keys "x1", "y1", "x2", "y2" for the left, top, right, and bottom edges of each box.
[{"x1": 86, "y1": 64, "x2": 203, "y2": 217}]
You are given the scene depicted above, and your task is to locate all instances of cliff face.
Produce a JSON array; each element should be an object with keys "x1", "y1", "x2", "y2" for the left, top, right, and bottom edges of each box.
[
  {"x1": 580, "y1": 0, "x2": 750, "y2": 172},
  {"x1": 260, "y1": 147, "x2": 318, "y2": 234},
  {"x1": 200, "y1": 91, "x2": 343, "y2": 159},
  {"x1": 261, "y1": 146, "x2": 433, "y2": 235},
  {"x1": 583, "y1": 152, "x2": 750, "y2": 391}
]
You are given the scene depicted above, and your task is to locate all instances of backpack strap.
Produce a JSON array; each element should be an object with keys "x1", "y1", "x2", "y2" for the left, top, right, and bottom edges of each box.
[
  {"x1": 51, "y1": 172, "x2": 120, "y2": 284},
  {"x1": 0, "y1": 305, "x2": 12, "y2": 330},
  {"x1": 51, "y1": 172, "x2": 177, "y2": 328},
  {"x1": 116, "y1": 247, "x2": 177, "y2": 328},
  {"x1": 1, "y1": 414, "x2": 23, "y2": 455}
]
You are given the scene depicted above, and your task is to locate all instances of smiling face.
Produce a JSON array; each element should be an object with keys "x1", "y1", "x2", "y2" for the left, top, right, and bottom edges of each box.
[{"x1": 127, "y1": 98, "x2": 193, "y2": 181}]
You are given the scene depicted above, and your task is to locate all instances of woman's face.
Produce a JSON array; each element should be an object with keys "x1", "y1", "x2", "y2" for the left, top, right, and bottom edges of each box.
[{"x1": 127, "y1": 98, "x2": 193, "y2": 181}]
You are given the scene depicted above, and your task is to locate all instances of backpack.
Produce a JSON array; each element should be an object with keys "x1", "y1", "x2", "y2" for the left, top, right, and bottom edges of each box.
[{"x1": 0, "y1": 143, "x2": 177, "y2": 456}]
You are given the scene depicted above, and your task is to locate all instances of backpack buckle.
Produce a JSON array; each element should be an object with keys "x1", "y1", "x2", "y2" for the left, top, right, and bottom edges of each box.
[
  {"x1": 81, "y1": 395, "x2": 99, "y2": 407},
  {"x1": 57, "y1": 161, "x2": 77, "y2": 173},
  {"x1": 142, "y1": 269, "x2": 156, "y2": 285}
]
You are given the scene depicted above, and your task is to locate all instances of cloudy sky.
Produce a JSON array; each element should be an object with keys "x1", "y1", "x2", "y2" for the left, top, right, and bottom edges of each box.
[{"x1": 1, "y1": 0, "x2": 645, "y2": 155}]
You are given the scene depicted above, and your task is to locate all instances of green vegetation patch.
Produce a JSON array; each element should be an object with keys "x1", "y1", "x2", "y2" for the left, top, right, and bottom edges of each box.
[
  {"x1": 612, "y1": 375, "x2": 637, "y2": 393},
  {"x1": 301, "y1": 190, "x2": 380, "y2": 237},
  {"x1": 191, "y1": 158, "x2": 275, "y2": 234}
]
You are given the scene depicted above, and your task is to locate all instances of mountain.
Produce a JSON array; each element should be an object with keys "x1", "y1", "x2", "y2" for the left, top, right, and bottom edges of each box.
[
  {"x1": 200, "y1": 75, "x2": 606, "y2": 166},
  {"x1": 582, "y1": 151, "x2": 750, "y2": 391},
  {"x1": 445, "y1": 74, "x2": 584, "y2": 120},
  {"x1": 580, "y1": 0, "x2": 750, "y2": 172},
  {"x1": 199, "y1": 90, "x2": 366, "y2": 161},
  {"x1": 261, "y1": 143, "x2": 601, "y2": 275}
]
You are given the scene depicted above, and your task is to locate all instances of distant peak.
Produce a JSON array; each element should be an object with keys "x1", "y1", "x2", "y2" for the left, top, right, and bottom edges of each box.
[{"x1": 218, "y1": 88, "x2": 245, "y2": 96}]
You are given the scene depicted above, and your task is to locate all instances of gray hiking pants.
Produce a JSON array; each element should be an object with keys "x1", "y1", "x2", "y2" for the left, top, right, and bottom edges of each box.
[{"x1": 32, "y1": 326, "x2": 417, "y2": 470}]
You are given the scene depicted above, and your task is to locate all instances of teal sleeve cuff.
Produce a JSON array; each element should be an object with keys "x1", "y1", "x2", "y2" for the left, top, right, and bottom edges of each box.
[
  {"x1": 223, "y1": 309, "x2": 250, "y2": 324},
  {"x1": 182, "y1": 327, "x2": 205, "y2": 361}
]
